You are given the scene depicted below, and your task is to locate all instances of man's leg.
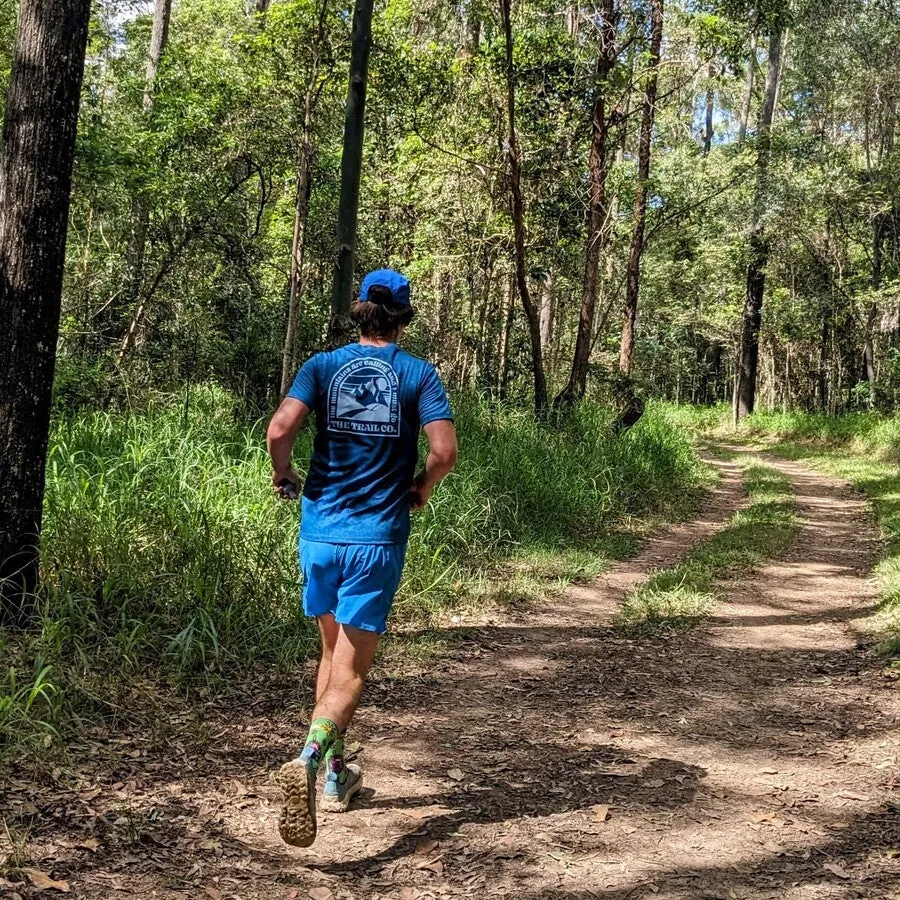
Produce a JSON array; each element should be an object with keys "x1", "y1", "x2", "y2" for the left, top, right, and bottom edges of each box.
[
  {"x1": 314, "y1": 622, "x2": 380, "y2": 728},
  {"x1": 276, "y1": 623, "x2": 380, "y2": 845},
  {"x1": 314, "y1": 623, "x2": 379, "y2": 813},
  {"x1": 315, "y1": 613, "x2": 340, "y2": 702}
]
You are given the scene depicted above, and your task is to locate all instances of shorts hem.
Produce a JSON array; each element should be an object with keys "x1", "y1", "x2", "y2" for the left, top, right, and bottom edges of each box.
[{"x1": 334, "y1": 617, "x2": 386, "y2": 635}]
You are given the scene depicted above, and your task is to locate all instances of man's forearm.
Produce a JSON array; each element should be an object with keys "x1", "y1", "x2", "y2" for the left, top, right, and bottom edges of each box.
[
  {"x1": 417, "y1": 450, "x2": 455, "y2": 490},
  {"x1": 268, "y1": 432, "x2": 294, "y2": 477}
]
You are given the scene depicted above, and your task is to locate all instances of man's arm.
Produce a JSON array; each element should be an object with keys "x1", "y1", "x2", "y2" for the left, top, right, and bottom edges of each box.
[
  {"x1": 411, "y1": 419, "x2": 458, "y2": 510},
  {"x1": 266, "y1": 397, "x2": 310, "y2": 496}
]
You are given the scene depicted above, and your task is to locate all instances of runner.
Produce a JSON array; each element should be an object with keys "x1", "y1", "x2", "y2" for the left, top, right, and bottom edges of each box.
[{"x1": 265, "y1": 268, "x2": 458, "y2": 847}]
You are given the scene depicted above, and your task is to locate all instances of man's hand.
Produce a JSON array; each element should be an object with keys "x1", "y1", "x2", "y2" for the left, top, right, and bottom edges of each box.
[
  {"x1": 273, "y1": 466, "x2": 301, "y2": 500},
  {"x1": 409, "y1": 474, "x2": 433, "y2": 511},
  {"x1": 267, "y1": 397, "x2": 309, "y2": 500}
]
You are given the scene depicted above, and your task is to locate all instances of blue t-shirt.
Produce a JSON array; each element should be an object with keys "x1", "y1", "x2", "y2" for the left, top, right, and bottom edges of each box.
[{"x1": 287, "y1": 343, "x2": 453, "y2": 545}]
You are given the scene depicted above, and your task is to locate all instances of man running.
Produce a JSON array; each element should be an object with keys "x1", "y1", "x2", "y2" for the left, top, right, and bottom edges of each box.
[{"x1": 266, "y1": 269, "x2": 458, "y2": 848}]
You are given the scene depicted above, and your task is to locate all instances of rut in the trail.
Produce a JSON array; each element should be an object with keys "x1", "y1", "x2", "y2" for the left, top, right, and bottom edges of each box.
[{"x1": 8, "y1": 450, "x2": 900, "y2": 900}]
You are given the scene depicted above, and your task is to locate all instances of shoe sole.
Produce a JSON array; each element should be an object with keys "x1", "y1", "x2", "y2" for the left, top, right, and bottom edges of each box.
[
  {"x1": 275, "y1": 759, "x2": 316, "y2": 847},
  {"x1": 320, "y1": 769, "x2": 363, "y2": 813}
]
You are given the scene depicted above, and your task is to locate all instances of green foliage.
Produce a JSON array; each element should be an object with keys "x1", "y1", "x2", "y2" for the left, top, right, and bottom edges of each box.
[
  {"x1": 0, "y1": 390, "x2": 706, "y2": 753},
  {"x1": 0, "y1": 657, "x2": 59, "y2": 753},
  {"x1": 38, "y1": 388, "x2": 705, "y2": 659},
  {"x1": 617, "y1": 457, "x2": 798, "y2": 629}
]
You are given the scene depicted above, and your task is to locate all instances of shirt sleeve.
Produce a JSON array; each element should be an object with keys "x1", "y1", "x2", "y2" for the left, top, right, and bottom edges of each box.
[
  {"x1": 418, "y1": 364, "x2": 453, "y2": 427},
  {"x1": 286, "y1": 355, "x2": 319, "y2": 408}
]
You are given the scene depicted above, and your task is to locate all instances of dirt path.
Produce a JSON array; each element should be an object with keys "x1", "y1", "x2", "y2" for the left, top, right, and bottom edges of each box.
[{"x1": 5, "y1": 451, "x2": 900, "y2": 899}]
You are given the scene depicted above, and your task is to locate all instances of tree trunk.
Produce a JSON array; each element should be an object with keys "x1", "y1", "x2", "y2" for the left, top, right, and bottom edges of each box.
[
  {"x1": 328, "y1": 0, "x2": 375, "y2": 347},
  {"x1": 539, "y1": 272, "x2": 555, "y2": 355},
  {"x1": 120, "y1": 0, "x2": 173, "y2": 359},
  {"x1": 498, "y1": 270, "x2": 515, "y2": 398},
  {"x1": 280, "y1": 142, "x2": 314, "y2": 395},
  {"x1": 618, "y1": 0, "x2": 663, "y2": 376},
  {"x1": 703, "y1": 60, "x2": 714, "y2": 154},
  {"x1": 737, "y1": 34, "x2": 756, "y2": 146},
  {"x1": 554, "y1": 0, "x2": 617, "y2": 409},
  {"x1": 280, "y1": 0, "x2": 329, "y2": 395},
  {"x1": 499, "y1": 0, "x2": 548, "y2": 417},
  {"x1": 144, "y1": 0, "x2": 172, "y2": 112},
  {"x1": 0, "y1": 0, "x2": 92, "y2": 628},
  {"x1": 817, "y1": 311, "x2": 829, "y2": 411},
  {"x1": 733, "y1": 26, "x2": 784, "y2": 423},
  {"x1": 566, "y1": 4, "x2": 578, "y2": 38}
]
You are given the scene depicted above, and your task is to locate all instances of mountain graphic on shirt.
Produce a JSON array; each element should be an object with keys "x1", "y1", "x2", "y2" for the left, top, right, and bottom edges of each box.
[{"x1": 327, "y1": 358, "x2": 401, "y2": 436}]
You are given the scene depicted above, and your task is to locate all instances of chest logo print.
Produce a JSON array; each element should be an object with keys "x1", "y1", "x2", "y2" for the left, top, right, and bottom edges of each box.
[{"x1": 327, "y1": 357, "x2": 401, "y2": 436}]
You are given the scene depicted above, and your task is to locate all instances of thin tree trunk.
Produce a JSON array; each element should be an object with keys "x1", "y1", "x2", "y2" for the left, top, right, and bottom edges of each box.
[
  {"x1": 120, "y1": 0, "x2": 173, "y2": 359},
  {"x1": 703, "y1": 60, "x2": 714, "y2": 154},
  {"x1": 818, "y1": 311, "x2": 829, "y2": 411},
  {"x1": 539, "y1": 271, "x2": 555, "y2": 355},
  {"x1": 475, "y1": 254, "x2": 495, "y2": 385},
  {"x1": 328, "y1": 0, "x2": 375, "y2": 347},
  {"x1": 555, "y1": 0, "x2": 617, "y2": 409},
  {"x1": 618, "y1": 0, "x2": 664, "y2": 376},
  {"x1": 498, "y1": 271, "x2": 514, "y2": 398},
  {"x1": 499, "y1": 0, "x2": 548, "y2": 417},
  {"x1": 144, "y1": 0, "x2": 172, "y2": 112},
  {"x1": 0, "y1": 0, "x2": 92, "y2": 628},
  {"x1": 280, "y1": 0, "x2": 329, "y2": 395},
  {"x1": 733, "y1": 26, "x2": 784, "y2": 423},
  {"x1": 737, "y1": 34, "x2": 756, "y2": 146}
]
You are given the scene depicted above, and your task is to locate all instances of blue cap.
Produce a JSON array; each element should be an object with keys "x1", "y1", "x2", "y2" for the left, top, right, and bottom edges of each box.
[{"x1": 359, "y1": 269, "x2": 411, "y2": 306}]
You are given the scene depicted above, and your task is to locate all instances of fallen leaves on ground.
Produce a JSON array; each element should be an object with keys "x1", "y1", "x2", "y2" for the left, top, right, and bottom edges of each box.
[{"x1": 22, "y1": 869, "x2": 70, "y2": 893}]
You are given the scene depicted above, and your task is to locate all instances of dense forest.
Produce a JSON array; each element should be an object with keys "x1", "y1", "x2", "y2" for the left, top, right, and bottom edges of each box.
[{"x1": 0, "y1": 0, "x2": 894, "y2": 419}]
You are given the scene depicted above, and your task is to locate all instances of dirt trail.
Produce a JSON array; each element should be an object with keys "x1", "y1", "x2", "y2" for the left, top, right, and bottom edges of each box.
[{"x1": 5, "y1": 450, "x2": 900, "y2": 899}]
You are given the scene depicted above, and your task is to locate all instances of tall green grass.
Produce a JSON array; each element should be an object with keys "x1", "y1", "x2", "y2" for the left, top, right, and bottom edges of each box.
[{"x1": 2, "y1": 387, "x2": 708, "y2": 752}]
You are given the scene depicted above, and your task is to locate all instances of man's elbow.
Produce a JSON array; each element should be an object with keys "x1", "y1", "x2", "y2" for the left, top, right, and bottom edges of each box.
[
  {"x1": 267, "y1": 415, "x2": 291, "y2": 444},
  {"x1": 436, "y1": 444, "x2": 458, "y2": 471}
]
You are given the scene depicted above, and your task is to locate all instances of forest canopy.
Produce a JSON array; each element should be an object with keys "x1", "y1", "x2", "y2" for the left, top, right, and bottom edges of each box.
[{"x1": 5, "y1": 0, "x2": 894, "y2": 419}]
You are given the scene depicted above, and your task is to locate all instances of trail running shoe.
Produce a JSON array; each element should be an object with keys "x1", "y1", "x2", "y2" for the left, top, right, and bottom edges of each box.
[
  {"x1": 321, "y1": 763, "x2": 363, "y2": 813},
  {"x1": 275, "y1": 749, "x2": 318, "y2": 847}
]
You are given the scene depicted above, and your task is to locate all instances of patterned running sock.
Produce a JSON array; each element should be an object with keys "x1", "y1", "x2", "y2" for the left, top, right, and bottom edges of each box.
[
  {"x1": 325, "y1": 733, "x2": 347, "y2": 785},
  {"x1": 300, "y1": 717, "x2": 340, "y2": 773}
]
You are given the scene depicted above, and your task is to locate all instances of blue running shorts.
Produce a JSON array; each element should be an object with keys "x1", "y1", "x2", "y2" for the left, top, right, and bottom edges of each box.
[{"x1": 299, "y1": 540, "x2": 407, "y2": 634}]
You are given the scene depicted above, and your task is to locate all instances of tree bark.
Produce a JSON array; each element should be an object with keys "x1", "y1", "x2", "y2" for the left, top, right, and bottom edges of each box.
[
  {"x1": 0, "y1": 0, "x2": 92, "y2": 628},
  {"x1": 554, "y1": 0, "x2": 617, "y2": 409},
  {"x1": 703, "y1": 60, "x2": 714, "y2": 154},
  {"x1": 539, "y1": 271, "x2": 555, "y2": 356},
  {"x1": 280, "y1": 0, "x2": 329, "y2": 395},
  {"x1": 328, "y1": 0, "x2": 375, "y2": 347},
  {"x1": 144, "y1": 0, "x2": 172, "y2": 112},
  {"x1": 498, "y1": 270, "x2": 515, "y2": 399},
  {"x1": 737, "y1": 34, "x2": 756, "y2": 147},
  {"x1": 733, "y1": 26, "x2": 784, "y2": 422},
  {"x1": 499, "y1": 0, "x2": 548, "y2": 417},
  {"x1": 618, "y1": 0, "x2": 663, "y2": 376},
  {"x1": 119, "y1": 0, "x2": 173, "y2": 358}
]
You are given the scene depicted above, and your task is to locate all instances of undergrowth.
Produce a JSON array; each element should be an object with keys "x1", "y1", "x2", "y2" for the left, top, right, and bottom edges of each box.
[
  {"x1": 617, "y1": 457, "x2": 798, "y2": 630},
  {"x1": 1, "y1": 386, "x2": 708, "y2": 756}
]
